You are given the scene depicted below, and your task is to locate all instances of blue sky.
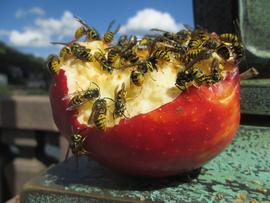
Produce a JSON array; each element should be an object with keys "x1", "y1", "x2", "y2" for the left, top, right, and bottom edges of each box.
[{"x1": 0, "y1": 0, "x2": 194, "y2": 57}]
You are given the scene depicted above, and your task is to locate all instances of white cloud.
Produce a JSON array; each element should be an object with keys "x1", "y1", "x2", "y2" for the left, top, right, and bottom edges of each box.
[
  {"x1": 15, "y1": 7, "x2": 45, "y2": 18},
  {"x1": 120, "y1": 8, "x2": 184, "y2": 36},
  {"x1": 9, "y1": 30, "x2": 50, "y2": 47},
  {"x1": 35, "y1": 11, "x2": 78, "y2": 37},
  {"x1": 6, "y1": 11, "x2": 80, "y2": 47},
  {"x1": 30, "y1": 7, "x2": 45, "y2": 16}
]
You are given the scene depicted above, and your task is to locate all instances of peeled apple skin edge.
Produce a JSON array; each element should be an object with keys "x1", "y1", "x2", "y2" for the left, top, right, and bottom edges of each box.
[{"x1": 49, "y1": 61, "x2": 240, "y2": 177}]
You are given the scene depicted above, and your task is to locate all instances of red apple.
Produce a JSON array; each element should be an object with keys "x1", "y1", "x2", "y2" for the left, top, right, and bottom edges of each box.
[
  {"x1": 47, "y1": 19, "x2": 243, "y2": 177},
  {"x1": 49, "y1": 42, "x2": 240, "y2": 177}
]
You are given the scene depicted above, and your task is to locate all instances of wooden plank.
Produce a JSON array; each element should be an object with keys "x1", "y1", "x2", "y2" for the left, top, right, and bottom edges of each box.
[{"x1": 0, "y1": 96, "x2": 57, "y2": 131}]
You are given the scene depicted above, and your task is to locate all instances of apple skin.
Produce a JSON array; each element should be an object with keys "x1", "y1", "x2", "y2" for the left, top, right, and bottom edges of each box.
[{"x1": 50, "y1": 64, "x2": 240, "y2": 177}]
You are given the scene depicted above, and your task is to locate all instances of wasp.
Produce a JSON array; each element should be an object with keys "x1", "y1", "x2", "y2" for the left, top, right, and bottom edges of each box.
[
  {"x1": 175, "y1": 67, "x2": 206, "y2": 91},
  {"x1": 130, "y1": 69, "x2": 144, "y2": 86},
  {"x1": 137, "y1": 36, "x2": 153, "y2": 49},
  {"x1": 127, "y1": 48, "x2": 170, "y2": 71},
  {"x1": 70, "y1": 43, "x2": 93, "y2": 62},
  {"x1": 65, "y1": 127, "x2": 88, "y2": 168},
  {"x1": 51, "y1": 42, "x2": 94, "y2": 62},
  {"x1": 194, "y1": 30, "x2": 210, "y2": 42},
  {"x1": 74, "y1": 16, "x2": 100, "y2": 41},
  {"x1": 204, "y1": 58, "x2": 223, "y2": 84},
  {"x1": 59, "y1": 46, "x2": 72, "y2": 61},
  {"x1": 113, "y1": 82, "x2": 129, "y2": 118},
  {"x1": 47, "y1": 54, "x2": 60, "y2": 74},
  {"x1": 156, "y1": 39, "x2": 187, "y2": 55},
  {"x1": 184, "y1": 48, "x2": 202, "y2": 64},
  {"x1": 151, "y1": 28, "x2": 176, "y2": 39},
  {"x1": 203, "y1": 37, "x2": 219, "y2": 50},
  {"x1": 63, "y1": 82, "x2": 100, "y2": 111},
  {"x1": 176, "y1": 28, "x2": 192, "y2": 39},
  {"x1": 232, "y1": 41, "x2": 244, "y2": 61},
  {"x1": 107, "y1": 46, "x2": 121, "y2": 64},
  {"x1": 128, "y1": 35, "x2": 138, "y2": 47},
  {"x1": 94, "y1": 50, "x2": 113, "y2": 73},
  {"x1": 185, "y1": 48, "x2": 213, "y2": 67},
  {"x1": 117, "y1": 35, "x2": 129, "y2": 47},
  {"x1": 89, "y1": 97, "x2": 113, "y2": 130},
  {"x1": 220, "y1": 33, "x2": 239, "y2": 44},
  {"x1": 176, "y1": 29, "x2": 192, "y2": 46},
  {"x1": 188, "y1": 38, "x2": 203, "y2": 49},
  {"x1": 74, "y1": 26, "x2": 87, "y2": 41},
  {"x1": 151, "y1": 48, "x2": 171, "y2": 62},
  {"x1": 102, "y1": 20, "x2": 120, "y2": 44},
  {"x1": 121, "y1": 48, "x2": 170, "y2": 86},
  {"x1": 111, "y1": 41, "x2": 139, "y2": 65},
  {"x1": 121, "y1": 48, "x2": 139, "y2": 64}
]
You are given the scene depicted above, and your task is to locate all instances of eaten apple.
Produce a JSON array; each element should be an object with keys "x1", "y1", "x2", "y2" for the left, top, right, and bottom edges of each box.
[{"x1": 49, "y1": 21, "x2": 241, "y2": 177}]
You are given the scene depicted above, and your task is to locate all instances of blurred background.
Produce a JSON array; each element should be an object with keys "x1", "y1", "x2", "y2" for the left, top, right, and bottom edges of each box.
[{"x1": 1, "y1": 0, "x2": 270, "y2": 202}]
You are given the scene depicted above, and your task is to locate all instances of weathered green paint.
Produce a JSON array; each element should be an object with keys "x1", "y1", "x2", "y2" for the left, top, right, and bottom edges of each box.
[
  {"x1": 21, "y1": 125, "x2": 270, "y2": 203},
  {"x1": 240, "y1": 79, "x2": 270, "y2": 115}
]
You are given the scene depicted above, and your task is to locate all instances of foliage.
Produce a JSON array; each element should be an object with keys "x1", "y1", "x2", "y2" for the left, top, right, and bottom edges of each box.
[{"x1": 0, "y1": 41, "x2": 51, "y2": 88}]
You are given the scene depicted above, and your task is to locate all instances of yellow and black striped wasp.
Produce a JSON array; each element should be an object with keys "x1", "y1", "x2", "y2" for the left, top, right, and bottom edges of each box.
[
  {"x1": 150, "y1": 28, "x2": 181, "y2": 42},
  {"x1": 63, "y1": 82, "x2": 100, "y2": 111},
  {"x1": 204, "y1": 58, "x2": 223, "y2": 84},
  {"x1": 219, "y1": 21, "x2": 245, "y2": 62},
  {"x1": 65, "y1": 127, "x2": 88, "y2": 168},
  {"x1": 94, "y1": 49, "x2": 114, "y2": 73},
  {"x1": 113, "y1": 82, "x2": 129, "y2": 119},
  {"x1": 220, "y1": 33, "x2": 239, "y2": 45},
  {"x1": 184, "y1": 48, "x2": 213, "y2": 66},
  {"x1": 51, "y1": 41, "x2": 94, "y2": 62},
  {"x1": 175, "y1": 67, "x2": 206, "y2": 91},
  {"x1": 121, "y1": 48, "x2": 170, "y2": 86},
  {"x1": 117, "y1": 35, "x2": 129, "y2": 47},
  {"x1": 47, "y1": 54, "x2": 60, "y2": 75},
  {"x1": 106, "y1": 46, "x2": 122, "y2": 65},
  {"x1": 176, "y1": 27, "x2": 192, "y2": 44},
  {"x1": 59, "y1": 46, "x2": 72, "y2": 61},
  {"x1": 88, "y1": 97, "x2": 114, "y2": 131},
  {"x1": 102, "y1": 20, "x2": 120, "y2": 44},
  {"x1": 74, "y1": 16, "x2": 100, "y2": 41}
]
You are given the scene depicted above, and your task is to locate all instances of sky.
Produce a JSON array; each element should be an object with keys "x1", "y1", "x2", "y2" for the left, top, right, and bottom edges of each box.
[{"x1": 0, "y1": 0, "x2": 194, "y2": 58}]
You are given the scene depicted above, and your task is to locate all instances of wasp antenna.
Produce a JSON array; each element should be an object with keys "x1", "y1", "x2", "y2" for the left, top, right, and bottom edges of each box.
[
  {"x1": 91, "y1": 81, "x2": 100, "y2": 90},
  {"x1": 51, "y1": 41, "x2": 67, "y2": 45},
  {"x1": 107, "y1": 20, "x2": 116, "y2": 32},
  {"x1": 73, "y1": 15, "x2": 79, "y2": 20},
  {"x1": 74, "y1": 15, "x2": 84, "y2": 24},
  {"x1": 114, "y1": 24, "x2": 121, "y2": 34},
  {"x1": 74, "y1": 15, "x2": 91, "y2": 29},
  {"x1": 104, "y1": 97, "x2": 115, "y2": 102}
]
